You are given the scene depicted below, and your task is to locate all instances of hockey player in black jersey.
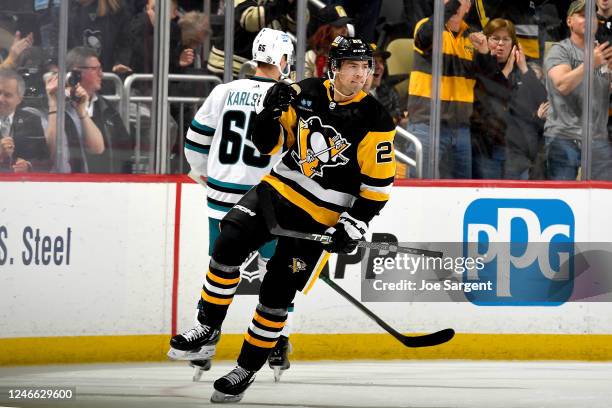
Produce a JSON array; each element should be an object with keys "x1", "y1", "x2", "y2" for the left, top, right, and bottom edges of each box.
[{"x1": 177, "y1": 36, "x2": 396, "y2": 403}]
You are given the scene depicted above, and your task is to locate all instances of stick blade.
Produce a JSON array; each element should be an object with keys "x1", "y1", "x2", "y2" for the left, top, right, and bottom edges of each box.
[{"x1": 401, "y1": 328, "x2": 455, "y2": 348}]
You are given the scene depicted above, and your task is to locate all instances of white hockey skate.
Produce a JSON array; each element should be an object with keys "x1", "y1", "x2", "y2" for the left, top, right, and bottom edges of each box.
[
  {"x1": 167, "y1": 322, "x2": 221, "y2": 381},
  {"x1": 268, "y1": 335, "x2": 291, "y2": 382},
  {"x1": 210, "y1": 366, "x2": 256, "y2": 403}
]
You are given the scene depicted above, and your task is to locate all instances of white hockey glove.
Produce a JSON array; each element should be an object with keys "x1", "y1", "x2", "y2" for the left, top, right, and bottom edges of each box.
[{"x1": 324, "y1": 212, "x2": 368, "y2": 254}]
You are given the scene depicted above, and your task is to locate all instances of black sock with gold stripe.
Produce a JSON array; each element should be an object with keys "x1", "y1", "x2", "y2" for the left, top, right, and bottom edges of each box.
[
  {"x1": 198, "y1": 257, "x2": 241, "y2": 328},
  {"x1": 237, "y1": 303, "x2": 288, "y2": 371}
]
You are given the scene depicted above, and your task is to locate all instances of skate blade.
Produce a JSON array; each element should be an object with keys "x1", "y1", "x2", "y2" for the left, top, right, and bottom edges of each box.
[
  {"x1": 210, "y1": 390, "x2": 245, "y2": 403},
  {"x1": 167, "y1": 345, "x2": 215, "y2": 361},
  {"x1": 190, "y1": 360, "x2": 212, "y2": 382},
  {"x1": 273, "y1": 366, "x2": 283, "y2": 382}
]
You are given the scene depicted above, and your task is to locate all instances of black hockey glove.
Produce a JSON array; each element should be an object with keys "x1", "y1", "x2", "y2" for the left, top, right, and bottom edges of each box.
[
  {"x1": 324, "y1": 212, "x2": 368, "y2": 254},
  {"x1": 260, "y1": 81, "x2": 297, "y2": 119}
]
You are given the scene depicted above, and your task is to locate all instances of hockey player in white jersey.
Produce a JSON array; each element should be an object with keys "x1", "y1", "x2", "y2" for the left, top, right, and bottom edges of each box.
[{"x1": 168, "y1": 28, "x2": 294, "y2": 382}]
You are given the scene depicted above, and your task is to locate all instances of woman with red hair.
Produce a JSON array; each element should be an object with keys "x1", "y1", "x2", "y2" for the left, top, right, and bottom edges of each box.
[{"x1": 304, "y1": 5, "x2": 351, "y2": 78}]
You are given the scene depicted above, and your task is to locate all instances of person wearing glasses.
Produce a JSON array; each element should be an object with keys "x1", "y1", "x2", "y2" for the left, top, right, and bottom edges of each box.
[
  {"x1": 470, "y1": 18, "x2": 548, "y2": 179},
  {"x1": 0, "y1": 68, "x2": 51, "y2": 173},
  {"x1": 44, "y1": 47, "x2": 132, "y2": 173}
]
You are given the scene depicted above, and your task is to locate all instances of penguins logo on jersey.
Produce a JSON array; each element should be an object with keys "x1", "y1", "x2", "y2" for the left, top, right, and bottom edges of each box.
[{"x1": 291, "y1": 116, "x2": 350, "y2": 178}]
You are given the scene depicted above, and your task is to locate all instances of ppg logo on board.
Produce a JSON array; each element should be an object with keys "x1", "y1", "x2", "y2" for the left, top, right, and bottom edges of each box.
[{"x1": 462, "y1": 199, "x2": 574, "y2": 305}]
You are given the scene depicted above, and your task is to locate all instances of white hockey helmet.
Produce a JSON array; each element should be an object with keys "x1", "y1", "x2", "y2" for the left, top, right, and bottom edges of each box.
[{"x1": 252, "y1": 28, "x2": 295, "y2": 78}]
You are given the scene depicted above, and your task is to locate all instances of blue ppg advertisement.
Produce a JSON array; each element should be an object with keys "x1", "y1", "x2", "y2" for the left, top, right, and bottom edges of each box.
[{"x1": 462, "y1": 199, "x2": 575, "y2": 306}]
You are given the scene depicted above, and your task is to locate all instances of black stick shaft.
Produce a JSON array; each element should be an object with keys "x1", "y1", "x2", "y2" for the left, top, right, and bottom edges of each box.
[
  {"x1": 270, "y1": 227, "x2": 442, "y2": 258},
  {"x1": 319, "y1": 274, "x2": 407, "y2": 344},
  {"x1": 319, "y1": 275, "x2": 455, "y2": 348}
]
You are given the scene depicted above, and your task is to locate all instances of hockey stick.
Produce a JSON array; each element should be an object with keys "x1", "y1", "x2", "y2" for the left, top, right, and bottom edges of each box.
[
  {"x1": 256, "y1": 187, "x2": 441, "y2": 257},
  {"x1": 319, "y1": 274, "x2": 455, "y2": 348},
  {"x1": 258, "y1": 189, "x2": 455, "y2": 348},
  {"x1": 263, "y1": 225, "x2": 443, "y2": 258}
]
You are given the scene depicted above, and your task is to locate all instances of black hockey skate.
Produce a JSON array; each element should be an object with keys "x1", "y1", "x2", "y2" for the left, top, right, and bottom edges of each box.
[
  {"x1": 268, "y1": 335, "x2": 291, "y2": 382},
  {"x1": 210, "y1": 366, "x2": 257, "y2": 403},
  {"x1": 167, "y1": 322, "x2": 220, "y2": 381}
]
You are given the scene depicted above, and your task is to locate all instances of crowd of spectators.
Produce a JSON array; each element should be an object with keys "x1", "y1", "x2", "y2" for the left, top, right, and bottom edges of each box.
[{"x1": 0, "y1": 0, "x2": 610, "y2": 180}]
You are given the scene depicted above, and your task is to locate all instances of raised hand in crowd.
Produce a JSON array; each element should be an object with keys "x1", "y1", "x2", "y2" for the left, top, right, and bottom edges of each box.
[
  {"x1": 593, "y1": 41, "x2": 612, "y2": 70},
  {"x1": 112, "y1": 64, "x2": 133, "y2": 74},
  {"x1": 71, "y1": 83, "x2": 91, "y2": 118},
  {"x1": 179, "y1": 48, "x2": 195, "y2": 67},
  {"x1": 1, "y1": 31, "x2": 33, "y2": 69},
  {"x1": 469, "y1": 31, "x2": 489, "y2": 54},
  {"x1": 514, "y1": 44, "x2": 528, "y2": 74},
  {"x1": 44, "y1": 72, "x2": 104, "y2": 156}
]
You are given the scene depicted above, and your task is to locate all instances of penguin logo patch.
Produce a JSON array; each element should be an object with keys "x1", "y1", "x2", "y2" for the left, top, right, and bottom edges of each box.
[
  {"x1": 291, "y1": 116, "x2": 350, "y2": 178},
  {"x1": 289, "y1": 258, "x2": 307, "y2": 274}
]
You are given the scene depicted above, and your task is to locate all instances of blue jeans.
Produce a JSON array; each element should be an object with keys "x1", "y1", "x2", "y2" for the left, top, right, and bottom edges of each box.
[
  {"x1": 473, "y1": 144, "x2": 505, "y2": 179},
  {"x1": 545, "y1": 137, "x2": 580, "y2": 180},
  {"x1": 591, "y1": 139, "x2": 612, "y2": 180},
  {"x1": 407, "y1": 122, "x2": 472, "y2": 179},
  {"x1": 546, "y1": 137, "x2": 612, "y2": 180}
]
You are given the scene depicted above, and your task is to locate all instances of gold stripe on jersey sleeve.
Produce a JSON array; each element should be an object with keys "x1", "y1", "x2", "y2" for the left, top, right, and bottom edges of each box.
[
  {"x1": 409, "y1": 71, "x2": 475, "y2": 103},
  {"x1": 357, "y1": 130, "x2": 396, "y2": 180},
  {"x1": 303, "y1": 251, "x2": 331, "y2": 295},
  {"x1": 441, "y1": 27, "x2": 473, "y2": 60},
  {"x1": 262, "y1": 175, "x2": 340, "y2": 227},
  {"x1": 413, "y1": 18, "x2": 429, "y2": 53},
  {"x1": 201, "y1": 290, "x2": 233, "y2": 305},
  {"x1": 254, "y1": 312, "x2": 286, "y2": 329},
  {"x1": 245, "y1": 333, "x2": 277, "y2": 348},
  {"x1": 278, "y1": 105, "x2": 297, "y2": 152},
  {"x1": 359, "y1": 189, "x2": 390, "y2": 202},
  {"x1": 207, "y1": 270, "x2": 240, "y2": 286}
]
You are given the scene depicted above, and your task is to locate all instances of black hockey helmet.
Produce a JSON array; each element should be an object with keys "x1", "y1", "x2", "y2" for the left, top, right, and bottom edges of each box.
[{"x1": 327, "y1": 36, "x2": 374, "y2": 74}]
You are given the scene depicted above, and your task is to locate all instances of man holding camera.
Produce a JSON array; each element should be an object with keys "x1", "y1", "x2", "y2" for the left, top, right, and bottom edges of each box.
[
  {"x1": 45, "y1": 47, "x2": 132, "y2": 173},
  {"x1": 0, "y1": 68, "x2": 50, "y2": 173}
]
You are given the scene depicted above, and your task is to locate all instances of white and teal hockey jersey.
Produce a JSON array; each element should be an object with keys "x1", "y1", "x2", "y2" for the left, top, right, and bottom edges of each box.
[{"x1": 184, "y1": 76, "x2": 283, "y2": 220}]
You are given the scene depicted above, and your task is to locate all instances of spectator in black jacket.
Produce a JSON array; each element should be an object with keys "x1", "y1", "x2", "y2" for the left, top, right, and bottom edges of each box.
[
  {"x1": 0, "y1": 68, "x2": 50, "y2": 173},
  {"x1": 68, "y1": 0, "x2": 133, "y2": 74},
  {"x1": 470, "y1": 18, "x2": 548, "y2": 179},
  {"x1": 128, "y1": 0, "x2": 182, "y2": 75}
]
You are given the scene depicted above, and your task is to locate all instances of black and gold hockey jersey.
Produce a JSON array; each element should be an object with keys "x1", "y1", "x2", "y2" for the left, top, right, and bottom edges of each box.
[
  {"x1": 253, "y1": 78, "x2": 396, "y2": 227},
  {"x1": 207, "y1": 0, "x2": 303, "y2": 77}
]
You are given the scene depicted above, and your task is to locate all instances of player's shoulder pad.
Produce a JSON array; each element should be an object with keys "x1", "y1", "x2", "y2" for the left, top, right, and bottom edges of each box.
[{"x1": 360, "y1": 94, "x2": 396, "y2": 133}]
